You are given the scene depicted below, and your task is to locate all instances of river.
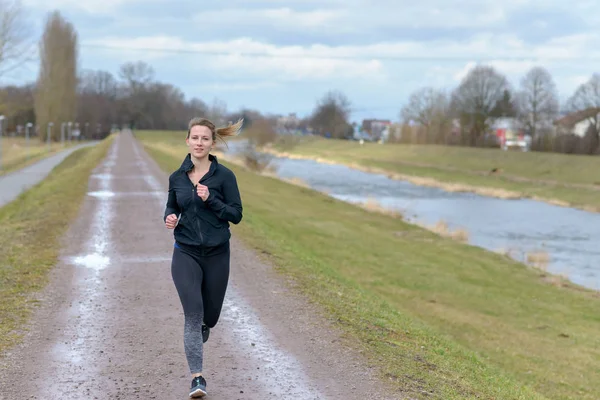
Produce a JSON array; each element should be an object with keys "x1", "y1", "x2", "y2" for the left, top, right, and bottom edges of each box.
[{"x1": 226, "y1": 142, "x2": 600, "y2": 291}]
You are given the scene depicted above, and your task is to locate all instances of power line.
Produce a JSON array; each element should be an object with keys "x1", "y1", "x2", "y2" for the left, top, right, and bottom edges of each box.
[{"x1": 79, "y1": 44, "x2": 600, "y2": 62}]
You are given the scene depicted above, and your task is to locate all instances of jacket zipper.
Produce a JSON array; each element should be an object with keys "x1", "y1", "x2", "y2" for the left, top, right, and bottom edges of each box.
[
  {"x1": 185, "y1": 158, "x2": 215, "y2": 247},
  {"x1": 193, "y1": 186, "x2": 204, "y2": 246}
]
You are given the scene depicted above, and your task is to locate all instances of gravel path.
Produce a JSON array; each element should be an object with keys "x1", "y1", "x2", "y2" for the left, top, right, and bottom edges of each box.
[
  {"x1": 0, "y1": 142, "x2": 98, "y2": 207},
  {"x1": 0, "y1": 131, "x2": 402, "y2": 399}
]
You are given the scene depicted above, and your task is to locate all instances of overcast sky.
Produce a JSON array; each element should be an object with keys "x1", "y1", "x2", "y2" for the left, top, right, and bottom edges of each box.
[{"x1": 9, "y1": 0, "x2": 600, "y2": 122}]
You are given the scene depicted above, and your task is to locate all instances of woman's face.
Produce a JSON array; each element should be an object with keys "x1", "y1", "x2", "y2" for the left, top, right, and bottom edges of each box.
[{"x1": 186, "y1": 125, "x2": 214, "y2": 159}]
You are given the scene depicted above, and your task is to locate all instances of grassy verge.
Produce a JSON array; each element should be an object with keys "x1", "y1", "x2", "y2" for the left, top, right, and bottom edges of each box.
[
  {"x1": 268, "y1": 136, "x2": 600, "y2": 212},
  {"x1": 138, "y1": 132, "x2": 600, "y2": 400},
  {"x1": 0, "y1": 135, "x2": 113, "y2": 355},
  {"x1": 0, "y1": 137, "x2": 79, "y2": 176}
]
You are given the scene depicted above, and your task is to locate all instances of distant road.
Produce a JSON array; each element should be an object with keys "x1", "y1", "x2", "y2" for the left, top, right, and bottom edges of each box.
[{"x1": 0, "y1": 141, "x2": 98, "y2": 208}]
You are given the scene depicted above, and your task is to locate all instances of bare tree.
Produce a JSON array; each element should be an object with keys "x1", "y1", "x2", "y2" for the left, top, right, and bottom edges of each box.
[
  {"x1": 141, "y1": 82, "x2": 187, "y2": 129},
  {"x1": 80, "y1": 69, "x2": 118, "y2": 97},
  {"x1": 400, "y1": 87, "x2": 451, "y2": 143},
  {"x1": 516, "y1": 66, "x2": 559, "y2": 138},
  {"x1": 112, "y1": 61, "x2": 212, "y2": 130},
  {"x1": 207, "y1": 98, "x2": 227, "y2": 126},
  {"x1": 187, "y1": 98, "x2": 208, "y2": 119},
  {"x1": 116, "y1": 61, "x2": 155, "y2": 128},
  {"x1": 401, "y1": 87, "x2": 449, "y2": 125},
  {"x1": 566, "y1": 73, "x2": 600, "y2": 132},
  {"x1": 0, "y1": 0, "x2": 32, "y2": 78},
  {"x1": 451, "y1": 65, "x2": 509, "y2": 146},
  {"x1": 564, "y1": 73, "x2": 600, "y2": 154},
  {"x1": 34, "y1": 11, "x2": 78, "y2": 141},
  {"x1": 310, "y1": 90, "x2": 352, "y2": 139},
  {"x1": 77, "y1": 69, "x2": 118, "y2": 136},
  {"x1": 119, "y1": 61, "x2": 154, "y2": 94},
  {"x1": 0, "y1": 82, "x2": 34, "y2": 129}
]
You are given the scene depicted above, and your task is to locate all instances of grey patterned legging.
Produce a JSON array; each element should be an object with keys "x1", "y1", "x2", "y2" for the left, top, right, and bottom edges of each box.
[{"x1": 170, "y1": 244, "x2": 230, "y2": 374}]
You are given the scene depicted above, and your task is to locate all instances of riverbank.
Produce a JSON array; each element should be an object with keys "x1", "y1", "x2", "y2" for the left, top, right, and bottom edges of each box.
[
  {"x1": 0, "y1": 135, "x2": 113, "y2": 355},
  {"x1": 266, "y1": 137, "x2": 600, "y2": 213},
  {"x1": 138, "y1": 131, "x2": 600, "y2": 400}
]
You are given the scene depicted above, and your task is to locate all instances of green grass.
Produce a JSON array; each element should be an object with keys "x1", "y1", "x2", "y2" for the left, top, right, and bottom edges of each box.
[
  {"x1": 0, "y1": 135, "x2": 113, "y2": 355},
  {"x1": 0, "y1": 137, "x2": 80, "y2": 176},
  {"x1": 138, "y1": 131, "x2": 600, "y2": 400},
  {"x1": 270, "y1": 136, "x2": 600, "y2": 211}
]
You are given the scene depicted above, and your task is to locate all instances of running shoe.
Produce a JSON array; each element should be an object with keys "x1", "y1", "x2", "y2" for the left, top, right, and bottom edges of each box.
[
  {"x1": 189, "y1": 375, "x2": 207, "y2": 398},
  {"x1": 202, "y1": 323, "x2": 210, "y2": 343}
]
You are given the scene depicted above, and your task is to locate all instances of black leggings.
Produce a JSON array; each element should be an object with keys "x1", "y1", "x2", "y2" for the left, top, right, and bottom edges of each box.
[{"x1": 171, "y1": 244, "x2": 230, "y2": 374}]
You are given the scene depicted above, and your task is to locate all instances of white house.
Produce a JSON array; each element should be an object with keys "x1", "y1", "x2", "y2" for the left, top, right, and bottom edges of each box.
[{"x1": 553, "y1": 107, "x2": 600, "y2": 137}]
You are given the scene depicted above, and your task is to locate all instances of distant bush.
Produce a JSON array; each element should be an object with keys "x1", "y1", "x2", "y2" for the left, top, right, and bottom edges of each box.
[
  {"x1": 274, "y1": 134, "x2": 303, "y2": 151},
  {"x1": 239, "y1": 140, "x2": 275, "y2": 173},
  {"x1": 231, "y1": 117, "x2": 278, "y2": 173},
  {"x1": 580, "y1": 128, "x2": 600, "y2": 155},
  {"x1": 549, "y1": 131, "x2": 599, "y2": 155},
  {"x1": 241, "y1": 118, "x2": 278, "y2": 147}
]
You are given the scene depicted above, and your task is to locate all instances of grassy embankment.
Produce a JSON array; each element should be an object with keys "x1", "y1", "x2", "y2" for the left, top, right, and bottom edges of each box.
[
  {"x1": 0, "y1": 137, "x2": 79, "y2": 176},
  {"x1": 0, "y1": 135, "x2": 114, "y2": 355},
  {"x1": 137, "y1": 130, "x2": 600, "y2": 400},
  {"x1": 268, "y1": 136, "x2": 600, "y2": 213}
]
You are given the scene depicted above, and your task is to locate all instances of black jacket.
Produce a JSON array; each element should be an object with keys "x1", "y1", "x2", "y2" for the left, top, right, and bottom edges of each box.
[{"x1": 164, "y1": 153, "x2": 243, "y2": 250}]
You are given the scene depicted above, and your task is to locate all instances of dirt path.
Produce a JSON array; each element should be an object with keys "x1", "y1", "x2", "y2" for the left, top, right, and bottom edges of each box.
[{"x1": 0, "y1": 131, "x2": 401, "y2": 399}]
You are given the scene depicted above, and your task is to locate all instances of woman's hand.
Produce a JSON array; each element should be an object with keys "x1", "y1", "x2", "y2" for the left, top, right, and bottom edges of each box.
[
  {"x1": 165, "y1": 213, "x2": 178, "y2": 229},
  {"x1": 196, "y1": 184, "x2": 210, "y2": 201}
]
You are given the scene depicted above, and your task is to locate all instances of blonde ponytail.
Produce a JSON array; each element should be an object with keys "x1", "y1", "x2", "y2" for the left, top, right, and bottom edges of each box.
[
  {"x1": 187, "y1": 117, "x2": 244, "y2": 144},
  {"x1": 216, "y1": 118, "x2": 244, "y2": 138}
]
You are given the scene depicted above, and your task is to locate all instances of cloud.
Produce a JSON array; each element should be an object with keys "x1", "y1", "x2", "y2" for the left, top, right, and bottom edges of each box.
[
  {"x1": 22, "y1": 0, "x2": 164, "y2": 14},
  {"x1": 80, "y1": 30, "x2": 600, "y2": 109},
  {"x1": 189, "y1": 2, "x2": 508, "y2": 36},
  {"x1": 533, "y1": 34, "x2": 600, "y2": 59},
  {"x1": 16, "y1": 0, "x2": 600, "y2": 119},
  {"x1": 82, "y1": 31, "x2": 600, "y2": 99},
  {"x1": 451, "y1": 60, "x2": 537, "y2": 83},
  {"x1": 184, "y1": 0, "x2": 589, "y2": 38},
  {"x1": 371, "y1": 2, "x2": 507, "y2": 29},
  {"x1": 193, "y1": 8, "x2": 339, "y2": 31},
  {"x1": 84, "y1": 30, "x2": 599, "y2": 69},
  {"x1": 83, "y1": 36, "x2": 388, "y2": 82},
  {"x1": 192, "y1": 81, "x2": 280, "y2": 92},
  {"x1": 565, "y1": 75, "x2": 590, "y2": 89}
]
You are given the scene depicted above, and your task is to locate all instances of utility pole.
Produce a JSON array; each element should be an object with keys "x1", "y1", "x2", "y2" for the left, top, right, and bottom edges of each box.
[
  {"x1": 47, "y1": 122, "x2": 53, "y2": 151},
  {"x1": 0, "y1": 115, "x2": 5, "y2": 172},
  {"x1": 26, "y1": 122, "x2": 33, "y2": 159}
]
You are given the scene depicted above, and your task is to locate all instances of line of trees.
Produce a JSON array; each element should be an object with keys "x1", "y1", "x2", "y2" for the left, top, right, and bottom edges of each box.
[
  {"x1": 280, "y1": 66, "x2": 600, "y2": 155},
  {"x1": 399, "y1": 65, "x2": 600, "y2": 154},
  {"x1": 287, "y1": 64, "x2": 600, "y2": 156},
  {"x1": 2, "y1": 2, "x2": 597, "y2": 155},
  {"x1": 0, "y1": 5, "x2": 259, "y2": 140}
]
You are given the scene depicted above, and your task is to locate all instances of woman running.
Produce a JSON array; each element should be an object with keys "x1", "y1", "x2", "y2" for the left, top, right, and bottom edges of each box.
[{"x1": 163, "y1": 117, "x2": 243, "y2": 398}]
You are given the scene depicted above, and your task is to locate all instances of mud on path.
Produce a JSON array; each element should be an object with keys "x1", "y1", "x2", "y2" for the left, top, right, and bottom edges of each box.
[{"x1": 0, "y1": 131, "x2": 401, "y2": 400}]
